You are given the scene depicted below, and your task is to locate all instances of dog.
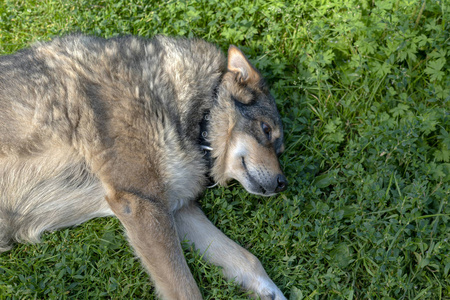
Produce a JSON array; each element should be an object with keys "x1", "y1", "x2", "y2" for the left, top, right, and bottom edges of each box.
[{"x1": 0, "y1": 34, "x2": 288, "y2": 299}]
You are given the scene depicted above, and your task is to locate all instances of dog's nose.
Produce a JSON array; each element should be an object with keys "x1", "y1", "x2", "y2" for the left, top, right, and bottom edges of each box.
[{"x1": 274, "y1": 174, "x2": 288, "y2": 193}]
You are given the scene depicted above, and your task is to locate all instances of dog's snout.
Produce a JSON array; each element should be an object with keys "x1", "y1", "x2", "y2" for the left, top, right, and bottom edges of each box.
[{"x1": 274, "y1": 174, "x2": 288, "y2": 193}]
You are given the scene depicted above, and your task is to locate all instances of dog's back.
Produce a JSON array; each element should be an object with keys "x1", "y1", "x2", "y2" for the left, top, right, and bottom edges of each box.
[
  {"x1": 0, "y1": 35, "x2": 126, "y2": 251},
  {"x1": 0, "y1": 35, "x2": 287, "y2": 299},
  {"x1": 0, "y1": 35, "x2": 225, "y2": 251}
]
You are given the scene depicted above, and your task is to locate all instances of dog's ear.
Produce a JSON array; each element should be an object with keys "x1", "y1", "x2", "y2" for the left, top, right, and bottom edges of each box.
[{"x1": 228, "y1": 45, "x2": 260, "y2": 85}]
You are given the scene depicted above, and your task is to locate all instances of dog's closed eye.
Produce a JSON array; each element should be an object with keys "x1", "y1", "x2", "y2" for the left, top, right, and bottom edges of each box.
[{"x1": 261, "y1": 122, "x2": 272, "y2": 140}]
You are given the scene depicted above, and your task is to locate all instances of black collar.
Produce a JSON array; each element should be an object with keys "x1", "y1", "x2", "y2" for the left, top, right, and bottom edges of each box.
[
  {"x1": 199, "y1": 80, "x2": 221, "y2": 188},
  {"x1": 198, "y1": 110, "x2": 216, "y2": 187},
  {"x1": 199, "y1": 111, "x2": 211, "y2": 151}
]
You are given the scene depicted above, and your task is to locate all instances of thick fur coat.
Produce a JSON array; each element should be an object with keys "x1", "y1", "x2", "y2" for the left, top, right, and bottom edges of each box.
[{"x1": 0, "y1": 35, "x2": 287, "y2": 299}]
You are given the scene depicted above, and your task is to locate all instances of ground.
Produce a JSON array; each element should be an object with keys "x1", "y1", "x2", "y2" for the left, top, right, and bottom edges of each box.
[{"x1": 0, "y1": 0, "x2": 449, "y2": 299}]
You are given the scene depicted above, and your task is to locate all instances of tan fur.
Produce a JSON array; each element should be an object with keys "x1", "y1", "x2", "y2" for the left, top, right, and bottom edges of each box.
[
  {"x1": 224, "y1": 132, "x2": 283, "y2": 194},
  {"x1": 0, "y1": 35, "x2": 287, "y2": 299}
]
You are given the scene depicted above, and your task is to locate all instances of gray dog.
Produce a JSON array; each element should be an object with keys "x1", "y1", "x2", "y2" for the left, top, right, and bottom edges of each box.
[{"x1": 0, "y1": 34, "x2": 287, "y2": 299}]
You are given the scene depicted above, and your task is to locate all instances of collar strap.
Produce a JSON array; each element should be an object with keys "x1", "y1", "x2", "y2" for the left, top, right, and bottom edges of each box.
[
  {"x1": 199, "y1": 111, "x2": 211, "y2": 150},
  {"x1": 198, "y1": 111, "x2": 216, "y2": 187}
]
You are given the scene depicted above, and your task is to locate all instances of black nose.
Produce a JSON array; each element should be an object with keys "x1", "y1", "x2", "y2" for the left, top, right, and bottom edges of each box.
[{"x1": 275, "y1": 174, "x2": 288, "y2": 193}]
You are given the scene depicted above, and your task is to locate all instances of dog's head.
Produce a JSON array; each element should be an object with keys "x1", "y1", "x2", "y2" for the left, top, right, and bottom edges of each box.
[{"x1": 209, "y1": 46, "x2": 287, "y2": 196}]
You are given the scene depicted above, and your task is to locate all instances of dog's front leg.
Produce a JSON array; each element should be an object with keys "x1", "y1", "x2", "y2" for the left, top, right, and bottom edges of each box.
[
  {"x1": 174, "y1": 203, "x2": 286, "y2": 300},
  {"x1": 106, "y1": 190, "x2": 202, "y2": 300}
]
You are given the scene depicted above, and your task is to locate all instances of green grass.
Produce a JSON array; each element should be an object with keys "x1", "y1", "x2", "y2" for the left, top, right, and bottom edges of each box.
[{"x1": 1, "y1": 0, "x2": 449, "y2": 299}]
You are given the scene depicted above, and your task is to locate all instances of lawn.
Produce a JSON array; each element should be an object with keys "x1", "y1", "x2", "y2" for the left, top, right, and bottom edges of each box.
[{"x1": 0, "y1": 0, "x2": 449, "y2": 299}]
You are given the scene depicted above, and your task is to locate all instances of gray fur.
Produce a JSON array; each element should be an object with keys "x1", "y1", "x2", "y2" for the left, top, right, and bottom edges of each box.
[{"x1": 0, "y1": 34, "x2": 287, "y2": 299}]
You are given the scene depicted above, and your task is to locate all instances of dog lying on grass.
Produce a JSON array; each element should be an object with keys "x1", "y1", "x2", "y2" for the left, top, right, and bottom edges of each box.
[{"x1": 0, "y1": 34, "x2": 287, "y2": 299}]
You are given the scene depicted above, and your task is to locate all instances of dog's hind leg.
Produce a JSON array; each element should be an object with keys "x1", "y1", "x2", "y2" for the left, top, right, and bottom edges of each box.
[
  {"x1": 174, "y1": 203, "x2": 287, "y2": 300},
  {"x1": 0, "y1": 152, "x2": 112, "y2": 252}
]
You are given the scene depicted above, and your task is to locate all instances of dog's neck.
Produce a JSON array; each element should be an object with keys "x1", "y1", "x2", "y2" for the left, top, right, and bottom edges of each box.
[
  {"x1": 199, "y1": 111, "x2": 211, "y2": 152},
  {"x1": 198, "y1": 110, "x2": 217, "y2": 187}
]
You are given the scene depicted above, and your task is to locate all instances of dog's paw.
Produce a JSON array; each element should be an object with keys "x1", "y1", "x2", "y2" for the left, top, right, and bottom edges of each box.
[
  {"x1": 258, "y1": 291, "x2": 286, "y2": 300},
  {"x1": 222, "y1": 251, "x2": 287, "y2": 300},
  {"x1": 258, "y1": 288, "x2": 287, "y2": 300},
  {"x1": 248, "y1": 277, "x2": 287, "y2": 300}
]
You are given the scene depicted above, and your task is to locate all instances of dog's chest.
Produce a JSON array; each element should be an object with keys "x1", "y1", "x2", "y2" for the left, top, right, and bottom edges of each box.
[{"x1": 164, "y1": 150, "x2": 207, "y2": 212}]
